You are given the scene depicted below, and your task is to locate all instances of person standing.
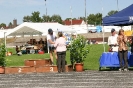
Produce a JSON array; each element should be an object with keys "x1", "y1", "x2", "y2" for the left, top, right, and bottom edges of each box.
[
  {"x1": 54, "y1": 32, "x2": 67, "y2": 73},
  {"x1": 47, "y1": 29, "x2": 57, "y2": 65},
  {"x1": 108, "y1": 28, "x2": 118, "y2": 52},
  {"x1": 117, "y1": 29, "x2": 128, "y2": 71}
]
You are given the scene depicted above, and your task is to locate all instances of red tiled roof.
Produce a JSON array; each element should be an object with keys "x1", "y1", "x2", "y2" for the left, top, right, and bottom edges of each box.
[{"x1": 63, "y1": 20, "x2": 83, "y2": 25}]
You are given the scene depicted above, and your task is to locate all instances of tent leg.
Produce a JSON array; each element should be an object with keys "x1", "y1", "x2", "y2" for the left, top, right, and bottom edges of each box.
[{"x1": 102, "y1": 26, "x2": 105, "y2": 52}]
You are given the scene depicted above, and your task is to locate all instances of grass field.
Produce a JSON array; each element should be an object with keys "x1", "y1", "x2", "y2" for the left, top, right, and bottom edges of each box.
[{"x1": 5, "y1": 44, "x2": 109, "y2": 70}]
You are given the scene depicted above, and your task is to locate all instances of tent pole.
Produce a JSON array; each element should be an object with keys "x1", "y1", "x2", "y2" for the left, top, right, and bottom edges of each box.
[
  {"x1": 102, "y1": 26, "x2": 105, "y2": 52},
  {"x1": 101, "y1": 0, "x2": 105, "y2": 52},
  {"x1": 4, "y1": 32, "x2": 6, "y2": 48}
]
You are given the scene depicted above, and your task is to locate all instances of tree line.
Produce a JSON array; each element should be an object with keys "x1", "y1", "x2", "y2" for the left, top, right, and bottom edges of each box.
[{"x1": 0, "y1": 10, "x2": 118, "y2": 28}]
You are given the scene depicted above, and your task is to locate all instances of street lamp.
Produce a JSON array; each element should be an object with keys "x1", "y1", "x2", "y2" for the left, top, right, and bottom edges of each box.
[
  {"x1": 84, "y1": 0, "x2": 88, "y2": 30},
  {"x1": 44, "y1": 0, "x2": 47, "y2": 22},
  {"x1": 117, "y1": 0, "x2": 119, "y2": 11}
]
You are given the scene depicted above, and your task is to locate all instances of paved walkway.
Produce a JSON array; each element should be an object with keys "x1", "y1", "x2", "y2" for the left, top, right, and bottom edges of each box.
[{"x1": 0, "y1": 71, "x2": 133, "y2": 88}]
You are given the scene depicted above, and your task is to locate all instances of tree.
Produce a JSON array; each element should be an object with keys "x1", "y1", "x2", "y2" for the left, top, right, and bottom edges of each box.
[
  {"x1": 8, "y1": 22, "x2": 13, "y2": 28},
  {"x1": 87, "y1": 13, "x2": 102, "y2": 25},
  {"x1": 51, "y1": 14, "x2": 62, "y2": 24},
  {"x1": 87, "y1": 14, "x2": 96, "y2": 25},
  {"x1": 23, "y1": 16, "x2": 31, "y2": 22},
  {"x1": 65, "y1": 18, "x2": 71, "y2": 21},
  {"x1": 95, "y1": 13, "x2": 102, "y2": 25},
  {"x1": 23, "y1": 11, "x2": 42, "y2": 22},
  {"x1": 107, "y1": 10, "x2": 118, "y2": 16},
  {"x1": 0, "y1": 23, "x2": 6, "y2": 28},
  {"x1": 30, "y1": 11, "x2": 42, "y2": 22},
  {"x1": 42, "y1": 15, "x2": 51, "y2": 22},
  {"x1": 79, "y1": 17, "x2": 86, "y2": 21}
]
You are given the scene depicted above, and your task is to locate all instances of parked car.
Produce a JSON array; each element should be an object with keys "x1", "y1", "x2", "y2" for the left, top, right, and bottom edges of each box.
[{"x1": 88, "y1": 29, "x2": 97, "y2": 33}]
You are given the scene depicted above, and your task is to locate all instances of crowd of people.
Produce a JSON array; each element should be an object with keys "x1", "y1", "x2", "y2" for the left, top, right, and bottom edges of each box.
[{"x1": 108, "y1": 28, "x2": 133, "y2": 71}]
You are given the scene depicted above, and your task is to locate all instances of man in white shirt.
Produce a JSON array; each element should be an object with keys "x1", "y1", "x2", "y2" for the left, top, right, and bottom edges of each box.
[
  {"x1": 47, "y1": 29, "x2": 57, "y2": 65},
  {"x1": 108, "y1": 29, "x2": 118, "y2": 52}
]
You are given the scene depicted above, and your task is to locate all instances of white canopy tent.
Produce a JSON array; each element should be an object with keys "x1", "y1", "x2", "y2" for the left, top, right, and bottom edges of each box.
[{"x1": 7, "y1": 22, "x2": 75, "y2": 36}]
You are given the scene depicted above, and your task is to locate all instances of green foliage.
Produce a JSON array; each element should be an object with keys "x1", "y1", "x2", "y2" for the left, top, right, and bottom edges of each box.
[
  {"x1": 0, "y1": 42, "x2": 6, "y2": 66},
  {"x1": 51, "y1": 14, "x2": 62, "y2": 24},
  {"x1": 70, "y1": 35, "x2": 91, "y2": 63},
  {"x1": 107, "y1": 10, "x2": 118, "y2": 16},
  {"x1": 87, "y1": 13, "x2": 102, "y2": 25}
]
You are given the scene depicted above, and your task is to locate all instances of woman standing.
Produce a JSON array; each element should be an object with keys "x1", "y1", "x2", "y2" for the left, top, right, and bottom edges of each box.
[
  {"x1": 117, "y1": 29, "x2": 128, "y2": 71},
  {"x1": 54, "y1": 32, "x2": 67, "y2": 73}
]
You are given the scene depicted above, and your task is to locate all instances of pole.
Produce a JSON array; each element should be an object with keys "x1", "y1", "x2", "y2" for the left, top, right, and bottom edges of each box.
[
  {"x1": 101, "y1": 0, "x2": 105, "y2": 52},
  {"x1": 70, "y1": 6, "x2": 72, "y2": 29},
  {"x1": 85, "y1": 0, "x2": 87, "y2": 25},
  {"x1": 4, "y1": 32, "x2": 6, "y2": 48},
  {"x1": 44, "y1": 0, "x2": 47, "y2": 22},
  {"x1": 117, "y1": 0, "x2": 119, "y2": 11}
]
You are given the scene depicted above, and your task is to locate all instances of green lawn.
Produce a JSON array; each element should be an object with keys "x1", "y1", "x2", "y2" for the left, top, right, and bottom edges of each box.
[{"x1": 6, "y1": 44, "x2": 109, "y2": 70}]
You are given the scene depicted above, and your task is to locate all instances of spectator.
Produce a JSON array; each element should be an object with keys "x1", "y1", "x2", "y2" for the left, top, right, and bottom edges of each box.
[
  {"x1": 54, "y1": 32, "x2": 67, "y2": 73},
  {"x1": 117, "y1": 29, "x2": 128, "y2": 71},
  {"x1": 108, "y1": 28, "x2": 118, "y2": 52},
  {"x1": 47, "y1": 28, "x2": 57, "y2": 65}
]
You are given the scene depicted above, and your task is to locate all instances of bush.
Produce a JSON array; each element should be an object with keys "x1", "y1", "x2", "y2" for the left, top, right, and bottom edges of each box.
[
  {"x1": 70, "y1": 35, "x2": 91, "y2": 63},
  {"x1": 0, "y1": 42, "x2": 6, "y2": 66}
]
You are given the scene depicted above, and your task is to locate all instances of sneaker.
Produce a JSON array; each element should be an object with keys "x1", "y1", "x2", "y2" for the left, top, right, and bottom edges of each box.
[
  {"x1": 119, "y1": 68, "x2": 123, "y2": 71},
  {"x1": 124, "y1": 68, "x2": 129, "y2": 71}
]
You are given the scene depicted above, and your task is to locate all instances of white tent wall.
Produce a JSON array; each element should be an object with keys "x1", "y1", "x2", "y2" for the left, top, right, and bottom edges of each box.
[{"x1": 103, "y1": 26, "x2": 131, "y2": 32}]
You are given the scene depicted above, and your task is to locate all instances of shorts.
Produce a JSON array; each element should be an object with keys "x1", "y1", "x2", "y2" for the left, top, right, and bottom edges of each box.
[{"x1": 49, "y1": 46, "x2": 56, "y2": 51}]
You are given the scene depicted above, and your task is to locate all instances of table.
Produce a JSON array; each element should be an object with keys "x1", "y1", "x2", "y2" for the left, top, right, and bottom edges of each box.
[{"x1": 99, "y1": 51, "x2": 133, "y2": 70}]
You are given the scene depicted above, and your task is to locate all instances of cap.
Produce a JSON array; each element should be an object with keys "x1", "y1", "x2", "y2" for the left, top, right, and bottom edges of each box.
[
  {"x1": 111, "y1": 28, "x2": 115, "y2": 33},
  {"x1": 48, "y1": 28, "x2": 53, "y2": 33}
]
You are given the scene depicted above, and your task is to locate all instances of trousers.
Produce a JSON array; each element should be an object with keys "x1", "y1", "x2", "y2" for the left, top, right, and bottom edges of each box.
[
  {"x1": 118, "y1": 50, "x2": 128, "y2": 68},
  {"x1": 57, "y1": 51, "x2": 66, "y2": 72}
]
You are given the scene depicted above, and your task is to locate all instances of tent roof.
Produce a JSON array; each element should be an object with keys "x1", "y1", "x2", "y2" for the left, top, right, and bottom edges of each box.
[
  {"x1": 8, "y1": 26, "x2": 42, "y2": 36},
  {"x1": 8, "y1": 22, "x2": 73, "y2": 36},
  {"x1": 103, "y1": 4, "x2": 133, "y2": 26}
]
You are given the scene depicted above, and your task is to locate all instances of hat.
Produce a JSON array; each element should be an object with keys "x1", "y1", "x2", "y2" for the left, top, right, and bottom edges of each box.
[
  {"x1": 48, "y1": 28, "x2": 53, "y2": 33},
  {"x1": 111, "y1": 28, "x2": 115, "y2": 33}
]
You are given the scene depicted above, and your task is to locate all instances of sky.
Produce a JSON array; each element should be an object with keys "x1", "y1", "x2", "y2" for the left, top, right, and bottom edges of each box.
[{"x1": 0, "y1": 0, "x2": 133, "y2": 25}]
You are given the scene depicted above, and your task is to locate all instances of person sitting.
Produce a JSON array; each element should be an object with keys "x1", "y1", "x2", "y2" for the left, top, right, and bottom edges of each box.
[
  {"x1": 38, "y1": 38, "x2": 44, "y2": 44},
  {"x1": 21, "y1": 46, "x2": 26, "y2": 54},
  {"x1": 108, "y1": 28, "x2": 118, "y2": 52},
  {"x1": 30, "y1": 47, "x2": 35, "y2": 54},
  {"x1": 15, "y1": 45, "x2": 19, "y2": 54}
]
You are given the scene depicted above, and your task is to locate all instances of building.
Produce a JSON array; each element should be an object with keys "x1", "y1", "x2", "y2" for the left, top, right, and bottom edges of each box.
[{"x1": 63, "y1": 19, "x2": 85, "y2": 25}]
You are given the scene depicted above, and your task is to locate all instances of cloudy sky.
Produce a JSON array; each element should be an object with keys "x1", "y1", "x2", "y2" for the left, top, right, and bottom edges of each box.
[{"x1": 0, "y1": 0, "x2": 133, "y2": 25}]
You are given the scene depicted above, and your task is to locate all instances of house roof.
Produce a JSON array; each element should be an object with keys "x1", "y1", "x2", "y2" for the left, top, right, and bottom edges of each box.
[{"x1": 63, "y1": 20, "x2": 83, "y2": 25}]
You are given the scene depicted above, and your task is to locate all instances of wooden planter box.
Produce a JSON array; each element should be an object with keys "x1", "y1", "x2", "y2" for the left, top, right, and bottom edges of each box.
[
  {"x1": 0, "y1": 66, "x2": 5, "y2": 74},
  {"x1": 35, "y1": 65, "x2": 58, "y2": 73},
  {"x1": 24, "y1": 59, "x2": 51, "y2": 67},
  {"x1": 5, "y1": 66, "x2": 36, "y2": 74},
  {"x1": 35, "y1": 65, "x2": 73, "y2": 73}
]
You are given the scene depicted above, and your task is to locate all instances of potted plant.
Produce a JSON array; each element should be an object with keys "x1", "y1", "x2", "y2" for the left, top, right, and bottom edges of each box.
[
  {"x1": 70, "y1": 35, "x2": 90, "y2": 72},
  {"x1": 0, "y1": 42, "x2": 6, "y2": 73}
]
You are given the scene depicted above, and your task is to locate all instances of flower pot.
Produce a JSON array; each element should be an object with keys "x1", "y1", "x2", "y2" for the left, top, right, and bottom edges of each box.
[
  {"x1": 0, "y1": 66, "x2": 5, "y2": 74},
  {"x1": 75, "y1": 63, "x2": 83, "y2": 72}
]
